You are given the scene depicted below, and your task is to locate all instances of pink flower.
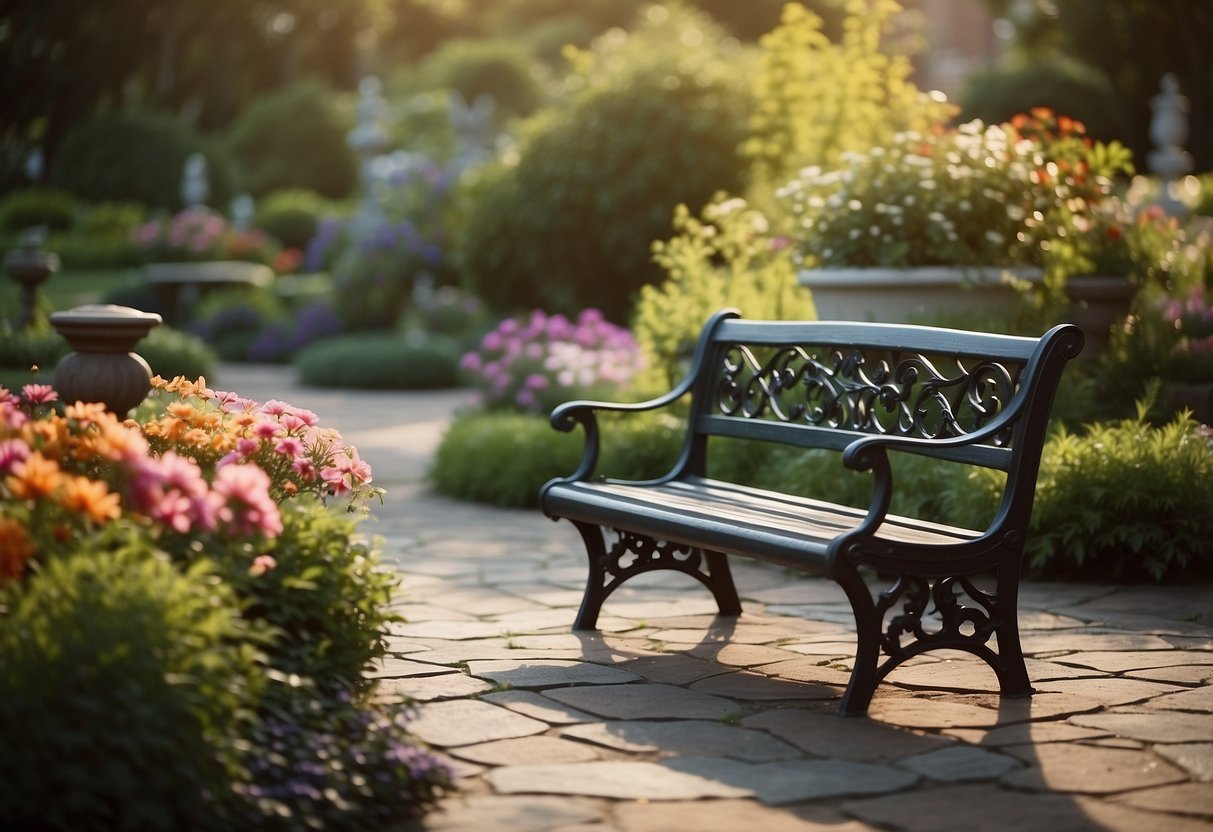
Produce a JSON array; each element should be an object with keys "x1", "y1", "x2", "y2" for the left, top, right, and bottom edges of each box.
[
  {"x1": 274, "y1": 437, "x2": 305, "y2": 458},
  {"x1": 321, "y1": 449, "x2": 373, "y2": 496},
  {"x1": 249, "y1": 554, "x2": 278, "y2": 577},
  {"x1": 127, "y1": 451, "x2": 216, "y2": 534},
  {"x1": 21, "y1": 384, "x2": 58, "y2": 405},
  {"x1": 237, "y1": 437, "x2": 260, "y2": 456},
  {"x1": 212, "y1": 463, "x2": 283, "y2": 538},
  {"x1": 259, "y1": 400, "x2": 290, "y2": 417},
  {"x1": 0, "y1": 438, "x2": 30, "y2": 474},
  {"x1": 253, "y1": 419, "x2": 283, "y2": 439},
  {"x1": 292, "y1": 457, "x2": 318, "y2": 480}
]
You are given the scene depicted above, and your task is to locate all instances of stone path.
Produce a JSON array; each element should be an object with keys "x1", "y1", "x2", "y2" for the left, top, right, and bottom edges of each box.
[{"x1": 217, "y1": 364, "x2": 1213, "y2": 832}]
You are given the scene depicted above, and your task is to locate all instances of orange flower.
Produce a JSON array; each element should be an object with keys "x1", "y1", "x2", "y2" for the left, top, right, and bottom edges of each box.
[
  {"x1": 0, "y1": 517, "x2": 34, "y2": 582},
  {"x1": 59, "y1": 475, "x2": 122, "y2": 524},
  {"x1": 6, "y1": 452, "x2": 62, "y2": 501},
  {"x1": 64, "y1": 401, "x2": 110, "y2": 423}
]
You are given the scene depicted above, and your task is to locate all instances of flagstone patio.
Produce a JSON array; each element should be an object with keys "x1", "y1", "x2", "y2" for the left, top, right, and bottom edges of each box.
[{"x1": 217, "y1": 364, "x2": 1213, "y2": 832}]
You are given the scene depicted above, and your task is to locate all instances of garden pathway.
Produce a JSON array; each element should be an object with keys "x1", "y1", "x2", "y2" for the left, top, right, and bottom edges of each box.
[{"x1": 215, "y1": 364, "x2": 1213, "y2": 832}]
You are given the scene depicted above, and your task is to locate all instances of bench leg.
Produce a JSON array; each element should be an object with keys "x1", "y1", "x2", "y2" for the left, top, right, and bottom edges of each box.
[
  {"x1": 570, "y1": 522, "x2": 742, "y2": 630},
  {"x1": 991, "y1": 567, "x2": 1033, "y2": 698},
  {"x1": 835, "y1": 563, "x2": 883, "y2": 717}
]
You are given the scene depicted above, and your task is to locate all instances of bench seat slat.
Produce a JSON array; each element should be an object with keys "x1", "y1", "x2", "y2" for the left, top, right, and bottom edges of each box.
[{"x1": 544, "y1": 477, "x2": 980, "y2": 573}]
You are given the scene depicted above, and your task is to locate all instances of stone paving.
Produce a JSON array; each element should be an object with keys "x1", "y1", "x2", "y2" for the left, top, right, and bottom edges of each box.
[{"x1": 218, "y1": 365, "x2": 1213, "y2": 832}]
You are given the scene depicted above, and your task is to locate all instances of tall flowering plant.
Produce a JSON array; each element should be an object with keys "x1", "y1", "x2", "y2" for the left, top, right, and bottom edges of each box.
[
  {"x1": 460, "y1": 309, "x2": 645, "y2": 413},
  {"x1": 130, "y1": 207, "x2": 294, "y2": 272}
]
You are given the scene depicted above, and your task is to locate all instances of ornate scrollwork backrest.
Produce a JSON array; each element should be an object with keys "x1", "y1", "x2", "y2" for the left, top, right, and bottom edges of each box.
[{"x1": 711, "y1": 341, "x2": 1023, "y2": 446}]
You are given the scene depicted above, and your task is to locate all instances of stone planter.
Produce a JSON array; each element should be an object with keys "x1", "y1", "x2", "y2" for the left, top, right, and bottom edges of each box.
[
  {"x1": 50, "y1": 304, "x2": 162, "y2": 416},
  {"x1": 798, "y1": 266, "x2": 1043, "y2": 324},
  {"x1": 1062, "y1": 275, "x2": 1138, "y2": 359}
]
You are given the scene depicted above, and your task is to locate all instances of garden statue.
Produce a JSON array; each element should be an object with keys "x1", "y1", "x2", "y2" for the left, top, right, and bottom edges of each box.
[
  {"x1": 347, "y1": 75, "x2": 391, "y2": 235},
  {"x1": 181, "y1": 152, "x2": 210, "y2": 209},
  {"x1": 231, "y1": 193, "x2": 255, "y2": 231},
  {"x1": 1149, "y1": 73, "x2": 1193, "y2": 217},
  {"x1": 447, "y1": 90, "x2": 496, "y2": 170}
]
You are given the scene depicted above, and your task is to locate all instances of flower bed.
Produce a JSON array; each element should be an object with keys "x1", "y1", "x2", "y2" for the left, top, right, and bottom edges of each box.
[{"x1": 0, "y1": 377, "x2": 452, "y2": 830}]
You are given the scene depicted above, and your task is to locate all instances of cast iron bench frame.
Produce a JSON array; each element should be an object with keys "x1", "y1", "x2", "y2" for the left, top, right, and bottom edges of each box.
[{"x1": 540, "y1": 310, "x2": 1083, "y2": 716}]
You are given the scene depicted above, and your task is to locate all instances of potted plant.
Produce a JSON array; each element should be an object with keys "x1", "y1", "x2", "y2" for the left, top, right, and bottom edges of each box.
[{"x1": 778, "y1": 108, "x2": 1132, "y2": 325}]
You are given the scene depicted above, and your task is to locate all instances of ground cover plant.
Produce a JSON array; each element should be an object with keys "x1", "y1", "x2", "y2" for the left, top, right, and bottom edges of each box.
[{"x1": 0, "y1": 377, "x2": 452, "y2": 830}]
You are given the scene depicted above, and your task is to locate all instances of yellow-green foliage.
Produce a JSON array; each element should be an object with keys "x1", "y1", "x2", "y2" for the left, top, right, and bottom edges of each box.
[
  {"x1": 744, "y1": 0, "x2": 954, "y2": 190},
  {"x1": 633, "y1": 195, "x2": 813, "y2": 391}
]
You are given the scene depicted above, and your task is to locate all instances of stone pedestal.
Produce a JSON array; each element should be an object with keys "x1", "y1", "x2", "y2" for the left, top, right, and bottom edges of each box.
[
  {"x1": 49, "y1": 305, "x2": 162, "y2": 415},
  {"x1": 4, "y1": 230, "x2": 60, "y2": 330}
]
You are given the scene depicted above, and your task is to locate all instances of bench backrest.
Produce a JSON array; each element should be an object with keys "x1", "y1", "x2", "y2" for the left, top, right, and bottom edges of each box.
[{"x1": 680, "y1": 311, "x2": 1083, "y2": 478}]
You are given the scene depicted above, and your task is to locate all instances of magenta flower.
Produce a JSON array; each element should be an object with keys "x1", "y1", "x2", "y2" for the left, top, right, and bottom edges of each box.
[
  {"x1": 21, "y1": 384, "x2": 58, "y2": 405},
  {"x1": 0, "y1": 438, "x2": 30, "y2": 474},
  {"x1": 212, "y1": 463, "x2": 283, "y2": 538},
  {"x1": 274, "y1": 437, "x2": 305, "y2": 459}
]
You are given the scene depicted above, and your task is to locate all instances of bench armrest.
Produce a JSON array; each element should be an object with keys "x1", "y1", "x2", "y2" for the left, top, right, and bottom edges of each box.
[{"x1": 547, "y1": 309, "x2": 741, "y2": 483}]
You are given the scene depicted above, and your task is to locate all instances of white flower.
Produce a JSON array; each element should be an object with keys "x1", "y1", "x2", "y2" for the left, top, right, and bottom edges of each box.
[{"x1": 848, "y1": 199, "x2": 863, "y2": 211}]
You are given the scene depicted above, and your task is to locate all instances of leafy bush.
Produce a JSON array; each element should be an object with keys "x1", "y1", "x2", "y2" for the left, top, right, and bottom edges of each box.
[
  {"x1": 411, "y1": 37, "x2": 546, "y2": 120},
  {"x1": 745, "y1": 0, "x2": 953, "y2": 190},
  {"x1": 247, "y1": 298, "x2": 346, "y2": 364},
  {"x1": 255, "y1": 188, "x2": 331, "y2": 250},
  {"x1": 79, "y1": 201, "x2": 146, "y2": 237},
  {"x1": 430, "y1": 409, "x2": 682, "y2": 507},
  {"x1": 634, "y1": 195, "x2": 811, "y2": 391},
  {"x1": 226, "y1": 81, "x2": 357, "y2": 199},
  {"x1": 413, "y1": 284, "x2": 489, "y2": 343},
  {"x1": 48, "y1": 232, "x2": 145, "y2": 269},
  {"x1": 961, "y1": 407, "x2": 1213, "y2": 582},
  {"x1": 296, "y1": 332, "x2": 463, "y2": 389},
  {"x1": 959, "y1": 53, "x2": 1128, "y2": 144},
  {"x1": 0, "y1": 319, "x2": 68, "y2": 369},
  {"x1": 189, "y1": 288, "x2": 290, "y2": 361},
  {"x1": 138, "y1": 325, "x2": 218, "y2": 380},
  {"x1": 48, "y1": 111, "x2": 236, "y2": 210},
  {"x1": 0, "y1": 535, "x2": 263, "y2": 831},
  {"x1": 0, "y1": 187, "x2": 77, "y2": 232},
  {"x1": 456, "y1": 4, "x2": 751, "y2": 321},
  {"x1": 459, "y1": 308, "x2": 645, "y2": 413}
]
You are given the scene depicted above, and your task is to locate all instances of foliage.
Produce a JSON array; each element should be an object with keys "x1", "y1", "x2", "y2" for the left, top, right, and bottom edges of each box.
[
  {"x1": 48, "y1": 111, "x2": 236, "y2": 210},
  {"x1": 1146, "y1": 285, "x2": 1213, "y2": 384},
  {"x1": 0, "y1": 319, "x2": 68, "y2": 370},
  {"x1": 455, "y1": 3, "x2": 751, "y2": 321},
  {"x1": 460, "y1": 308, "x2": 644, "y2": 413},
  {"x1": 634, "y1": 195, "x2": 812, "y2": 391},
  {"x1": 429, "y1": 409, "x2": 681, "y2": 508},
  {"x1": 959, "y1": 52, "x2": 1127, "y2": 144},
  {"x1": 744, "y1": 0, "x2": 954, "y2": 192},
  {"x1": 0, "y1": 187, "x2": 77, "y2": 232},
  {"x1": 296, "y1": 332, "x2": 463, "y2": 390},
  {"x1": 413, "y1": 284, "x2": 490, "y2": 343},
  {"x1": 778, "y1": 114, "x2": 1132, "y2": 269},
  {"x1": 0, "y1": 379, "x2": 450, "y2": 828},
  {"x1": 0, "y1": 537, "x2": 263, "y2": 831},
  {"x1": 138, "y1": 325, "x2": 218, "y2": 381},
  {"x1": 254, "y1": 188, "x2": 333, "y2": 250},
  {"x1": 410, "y1": 37, "x2": 547, "y2": 121},
  {"x1": 331, "y1": 154, "x2": 458, "y2": 330},
  {"x1": 963, "y1": 406, "x2": 1213, "y2": 582},
  {"x1": 188, "y1": 288, "x2": 291, "y2": 361},
  {"x1": 225, "y1": 80, "x2": 358, "y2": 200}
]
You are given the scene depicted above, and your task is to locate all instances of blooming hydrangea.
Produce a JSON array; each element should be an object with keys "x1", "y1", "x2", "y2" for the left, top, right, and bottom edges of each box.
[
  {"x1": 460, "y1": 309, "x2": 645, "y2": 413},
  {"x1": 0, "y1": 375, "x2": 378, "y2": 585}
]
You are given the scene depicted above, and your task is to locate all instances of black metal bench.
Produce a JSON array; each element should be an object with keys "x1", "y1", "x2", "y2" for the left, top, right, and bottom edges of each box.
[{"x1": 540, "y1": 310, "x2": 1083, "y2": 716}]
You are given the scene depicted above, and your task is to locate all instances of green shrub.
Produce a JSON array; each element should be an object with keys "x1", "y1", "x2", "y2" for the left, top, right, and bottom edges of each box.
[
  {"x1": 48, "y1": 111, "x2": 236, "y2": 210},
  {"x1": 0, "y1": 532, "x2": 265, "y2": 831},
  {"x1": 138, "y1": 325, "x2": 218, "y2": 381},
  {"x1": 254, "y1": 188, "x2": 331, "y2": 250},
  {"x1": 430, "y1": 409, "x2": 683, "y2": 507},
  {"x1": 79, "y1": 201, "x2": 146, "y2": 237},
  {"x1": 296, "y1": 332, "x2": 463, "y2": 389},
  {"x1": 412, "y1": 37, "x2": 546, "y2": 120},
  {"x1": 634, "y1": 195, "x2": 812, "y2": 392},
  {"x1": 226, "y1": 81, "x2": 357, "y2": 199},
  {"x1": 0, "y1": 187, "x2": 77, "y2": 232},
  {"x1": 959, "y1": 53, "x2": 1127, "y2": 143},
  {"x1": 0, "y1": 319, "x2": 68, "y2": 369},
  {"x1": 456, "y1": 5, "x2": 751, "y2": 321},
  {"x1": 960, "y1": 407, "x2": 1213, "y2": 582},
  {"x1": 189, "y1": 288, "x2": 290, "y2": 361},
  {"x1": 46, "y1": 232, "x2": 144, "y2": 269}
]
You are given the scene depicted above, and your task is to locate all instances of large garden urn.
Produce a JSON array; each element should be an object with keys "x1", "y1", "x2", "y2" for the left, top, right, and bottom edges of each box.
[{"x1": 50, "y1": 304, "x2": 162, "y2": 415}]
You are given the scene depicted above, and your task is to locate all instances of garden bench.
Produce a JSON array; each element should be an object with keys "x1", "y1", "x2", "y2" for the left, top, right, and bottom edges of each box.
[{"x1": 540, "y1": 310, "x2": 1083, "y2": 715}]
